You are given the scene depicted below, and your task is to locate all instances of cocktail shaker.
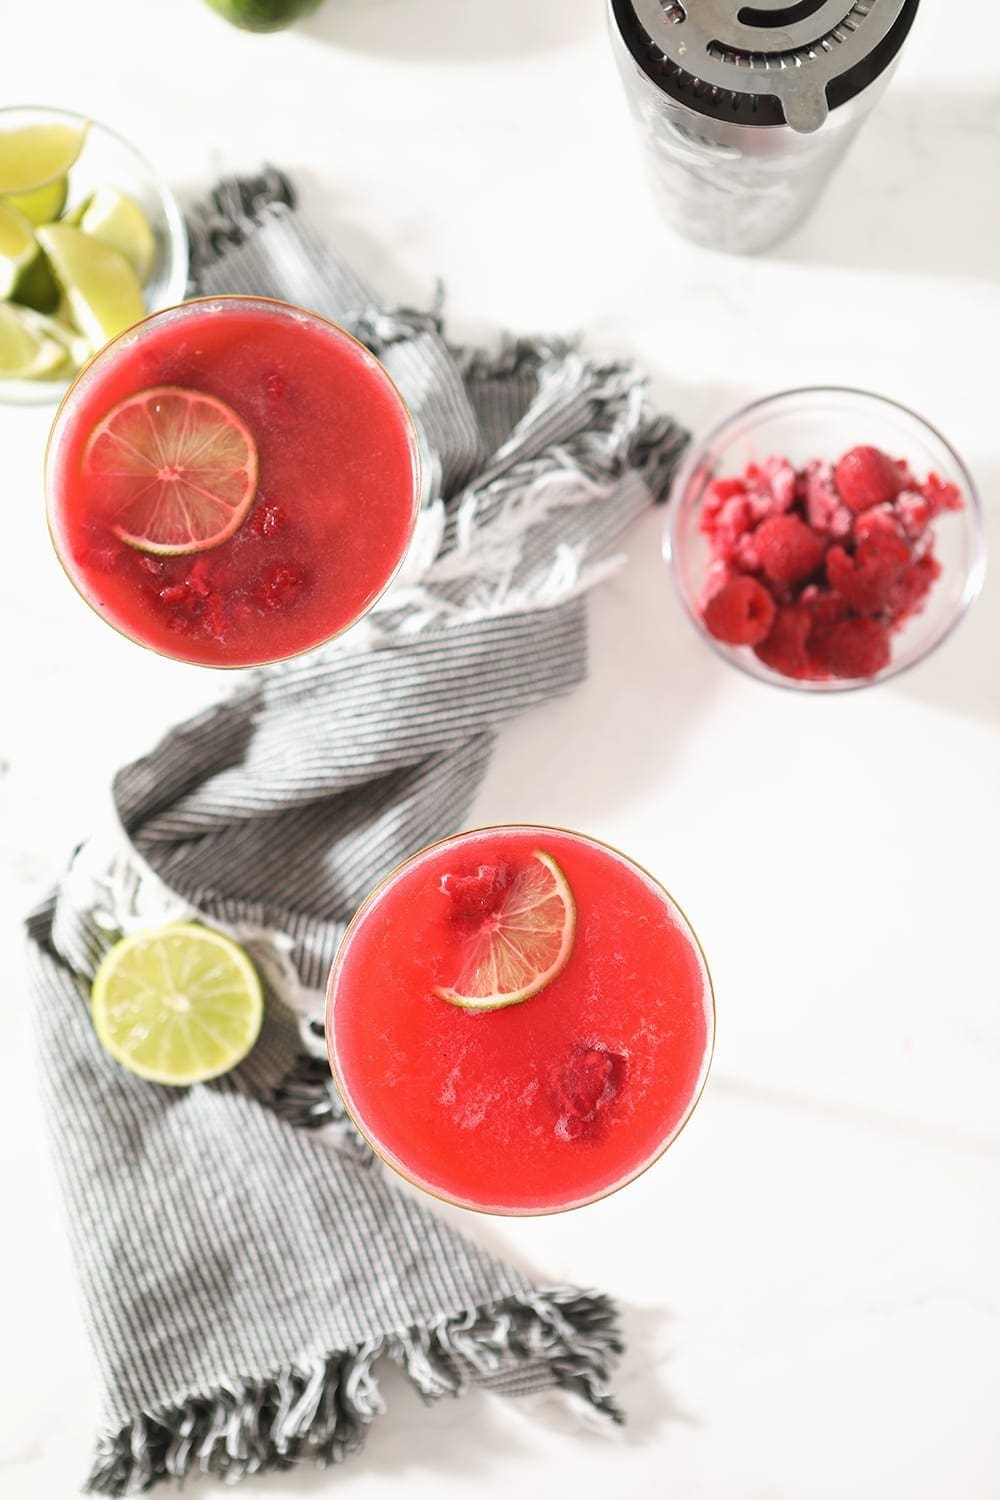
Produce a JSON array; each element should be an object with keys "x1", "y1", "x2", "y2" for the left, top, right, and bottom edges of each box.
[{"x1": 608, "y1": 0, "x2": 920, "y2": 254}]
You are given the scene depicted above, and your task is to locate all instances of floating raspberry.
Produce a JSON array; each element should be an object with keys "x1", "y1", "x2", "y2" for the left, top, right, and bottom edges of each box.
[
  {"x1": 753, "y1": 604, "x2": 812, "y2": 678},
  {"x1": 549, "y1": 1044, "x2": 626, "y2": 1140},
  {"x1": 441, "y1": 863, "x2": 515, "y2": 925},
  {"x1": 833, "y1": 446, "x2": 902, "y2": 513},
  {"x1": 703, "y1": 576, "x2": 777, "y2": 646},
  {"x1": 754, "y1": 514, "x2": 826, "y2": 586},
  {"x1": 256, "y1": 564, "x2": 303, "y2": 610},
  {"x1": 818, "y1": 616, "x2": 891, "y2": 679}
]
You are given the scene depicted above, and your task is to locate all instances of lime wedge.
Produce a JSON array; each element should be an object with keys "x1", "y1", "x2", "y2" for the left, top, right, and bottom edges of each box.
[
  {"x1": 11, "y1": 249, "x2": 59, "y2": 314},
  {"x1": 91, "y1": 923, "x2": 264, "y2": 1086},
  {"x1": 0, "y1": 302, "x2": 74, "y2": 378},
  {"x1": 84, "y1": 385, "x2": 259, "y2": 555},
  {"x1": 3, "y1": 174, "x2": 68, "y2": 225},
  {"x1": 434, "y1": 849, "x2": 577, "y2": 1011},
  {"x1": 80, "y1": 186, "x2": 157, "y2": 285},
  {"x1": 0, "y1": 201, "x2": 38, "y2": 299},
  {"x1": 35, "y1": 221, "x2": 146, "y2": 350},
  {"x1": 0, "y1": 119, "x2": 88, "y2": 195}
]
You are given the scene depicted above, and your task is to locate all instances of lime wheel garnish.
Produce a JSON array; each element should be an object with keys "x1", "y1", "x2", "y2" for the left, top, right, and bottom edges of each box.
[
  {"x1": 83, "y1": 385, "x2": 259, "y2": 555},
  {"x1": 434, "y1": 849, "x2": 577, "y2": 1011},
  {"x1": 90, "y1": 923, "x2": 264, "y2": 1086}
]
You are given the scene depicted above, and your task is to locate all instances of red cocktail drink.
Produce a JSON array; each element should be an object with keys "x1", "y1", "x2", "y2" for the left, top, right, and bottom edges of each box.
[
  {"x1": 326, "y1": 825, "x2": 714, "y2": 1215},
  {"x1": 45, "y1": 297, "x2": 420, "y2": 667}
]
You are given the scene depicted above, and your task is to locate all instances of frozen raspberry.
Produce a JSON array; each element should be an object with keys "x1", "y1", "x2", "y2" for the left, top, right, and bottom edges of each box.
[
  {"x1": 549, "y1": 1044, "x2": 625, "y2": 1140},
  {"x1": 753, "y1": 604, "x2": 812, "y2": 678},
  {"x1": 895, "y1": 489, "x2": 932, "y2": 540},
  {"x1": 701, "y1": 476, "x2": 747, "y2": 523},
  {"x1": 701, "y1": 493, "x2": 754, "y2": 563},
  {"x1": 886, "y1": 554, "x2": 941, "y2": 624},
  {"x1": 802, "y1": 460, "x2": 853, "y2": 539},
  {"x1": 833, "y1": 446, "x2": 902, "y2": 513},
  {"x1": 441, "y1": 863, "x2": 514, "y2": 925},
  {"x1": 825, "y1": 530, "x2": 911, "y2": 613},
  {"x1": 703, "y1": 576, "x2": 777, "y2": 646},
  {"x1": 802, "y1": 590, "x2": 849, "y2": 672},
  {"x1": 818, "y1": 616, "x2": 891, "y2": 679},
  {"x1": 744, "y1": 458, "x2": 796, "y2": 520},
  {"x1": 921, "y1": 472, "x2": 964, "y2": 517},
  {"x1": 753, "y1": 515, "x2": 826, "y2": 586},
  {"x1": 256, "y1": 565, "x2": 303, "y2": 609}
]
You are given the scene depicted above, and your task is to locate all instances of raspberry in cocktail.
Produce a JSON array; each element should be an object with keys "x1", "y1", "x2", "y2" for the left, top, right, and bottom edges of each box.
[
  {"x1": 45, "y1": 296, "x2": 421, "y2": 667},
  {"x1": 326, "y1": 825, "x2": 714, "y2": 1215}
]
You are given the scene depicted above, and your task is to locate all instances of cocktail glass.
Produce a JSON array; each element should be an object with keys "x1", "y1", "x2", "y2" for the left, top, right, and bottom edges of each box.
[
  {"x1": 326, "y1": 824, "x2": 715, "y2": 1215},
  {"x1": 45, "y1": 295, "x2": 422, "y2": 668}
]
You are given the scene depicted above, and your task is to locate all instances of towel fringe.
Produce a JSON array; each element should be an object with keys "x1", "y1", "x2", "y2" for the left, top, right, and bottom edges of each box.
[{"x1": 86, "y1": 1290, "x2": 622, "y2": 1495}]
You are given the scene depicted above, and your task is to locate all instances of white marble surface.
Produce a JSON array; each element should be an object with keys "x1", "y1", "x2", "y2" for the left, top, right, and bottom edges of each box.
[{"x1": 2, "y1": 1, "x2": 1000, "y2": 1496}]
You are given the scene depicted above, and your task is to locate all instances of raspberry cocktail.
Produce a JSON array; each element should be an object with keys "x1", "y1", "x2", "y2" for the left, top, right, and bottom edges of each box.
[
  {"x1": 45, "y1": 296, "x2": 421, "y2": 667},
  {"x1": 326, "y1": 825, "x2": 715, "y2": 1215}
]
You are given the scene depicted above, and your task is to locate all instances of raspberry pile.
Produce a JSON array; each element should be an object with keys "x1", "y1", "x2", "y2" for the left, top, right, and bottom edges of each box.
[
  {"x1": 82, "y1": 498, "x2": 309, "y2": 644},
  {"x1": 697, "y1": 445, "x2": 963, "y2": 681}
]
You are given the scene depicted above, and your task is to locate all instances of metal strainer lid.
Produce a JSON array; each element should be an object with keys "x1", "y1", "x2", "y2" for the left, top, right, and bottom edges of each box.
[{"x1": 610, "y1": 0, "x2": 920, "y2": 133}]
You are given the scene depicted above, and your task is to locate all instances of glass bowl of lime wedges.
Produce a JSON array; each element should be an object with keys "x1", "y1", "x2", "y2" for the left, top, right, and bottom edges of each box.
[{"x1": 0, "y1": 105, "x2": 188, "y2": 405}]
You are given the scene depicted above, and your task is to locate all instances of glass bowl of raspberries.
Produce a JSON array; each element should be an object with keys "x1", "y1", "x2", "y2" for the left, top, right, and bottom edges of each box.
[{"x1": 665, "y1": 387, "x2": 985, "y2": 690}]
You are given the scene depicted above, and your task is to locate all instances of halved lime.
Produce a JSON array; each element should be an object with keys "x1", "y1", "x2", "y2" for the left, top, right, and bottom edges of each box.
[
  {"x1": 3, "y1": 174, "x2": 68, "y2": 225},
  {"x1": 0, "y1": 119, "x2": 87, "y2": 195},
  {"x1": 84, "y1": 385, "x2": 259, "y2": 555},
  {"x1": 0, "y1": 302, "x2": 72, "y2": 378},
  {"x1": 91, "y1": 922, "x2": 264, "y2": 1086},
  {"x1": 80, "y1": 186, "x2": 157, "y2": 285},
  {"x1": 434, "y1": 849, "x2": 577, "y2": 1011},
  {"x1": 36, "y1": 222, "x2": 146, "y2": 350},
  {"x1": 0, "y1": 200, "x2": 38, "y2": 299}
]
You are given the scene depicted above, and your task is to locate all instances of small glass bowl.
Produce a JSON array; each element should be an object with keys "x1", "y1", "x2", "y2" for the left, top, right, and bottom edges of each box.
[
  {"x1": 0, "y1": 105, "x2": 188, "y2": 407},
  {"x1": 664, "y1": 387, "x2": 986, "y2": 692}
]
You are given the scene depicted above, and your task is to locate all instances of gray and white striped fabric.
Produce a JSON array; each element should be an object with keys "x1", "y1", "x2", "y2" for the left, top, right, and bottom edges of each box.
[{"x1": 26, "y1": 173, "x2": 688, "y2": 1496}]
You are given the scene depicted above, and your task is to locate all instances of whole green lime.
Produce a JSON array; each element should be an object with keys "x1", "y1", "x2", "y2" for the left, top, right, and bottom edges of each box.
[{"x1": 205, "y1": 0, "x2": 324, "y2": 32}]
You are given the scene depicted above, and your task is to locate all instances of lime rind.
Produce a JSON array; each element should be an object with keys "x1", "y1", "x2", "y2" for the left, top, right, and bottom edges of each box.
[
  {"x1": 91, "y1": 922, "x2": 264, "y2": 1086},
  {"x1": 434, "y1": 849, "x2": 577, "y2": 1012},
  {"x1": 83, "y1": 385, "x2": 260, "y2": 556}
]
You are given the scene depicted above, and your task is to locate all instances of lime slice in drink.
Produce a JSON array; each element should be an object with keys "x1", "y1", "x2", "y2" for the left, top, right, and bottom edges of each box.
[
  {"x1": 0, "y1": 302, "x2": 72, "y2": 378},
  {"x1": 434, "y1": 849, "x2": 577, "y2": 1011},
  {"x1": 0, "y1": 201, "x2": 39, "y2": 299},
  {"x1": 80, "y1": 186, "x2": 157, "y2": 285},
  {"x1": 3, "y1": 174, "x2": 68, "y2": 225},
  {"x1": 84, "y1": 385, "x2": 259, "y2": 555},
  {"x1": 36, "y1": 222, "x2": 146, "y2": 350},
  {"x1": 0, "y1": 119, "x2": 88, "y2": 195},
  {"x1": 91, "y1": 922, "x2": 264, "y2": 1086}
]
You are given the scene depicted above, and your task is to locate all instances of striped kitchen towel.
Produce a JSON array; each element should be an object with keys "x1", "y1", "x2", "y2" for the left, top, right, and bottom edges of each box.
[{"x1": 26, "y1": 172, "x2": 688, "y2": 1496}]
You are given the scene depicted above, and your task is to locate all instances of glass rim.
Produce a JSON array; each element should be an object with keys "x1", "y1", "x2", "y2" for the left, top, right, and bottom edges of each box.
[
  {"x1": 43, "y1": 293, "x2": 425, "y2": 671},
  {"x1": 325, "y1": 821, "x2": 717, "y2": 1217},
  {"x1": 664, "y1": 384, "x2": 987, "y2": 696}
]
